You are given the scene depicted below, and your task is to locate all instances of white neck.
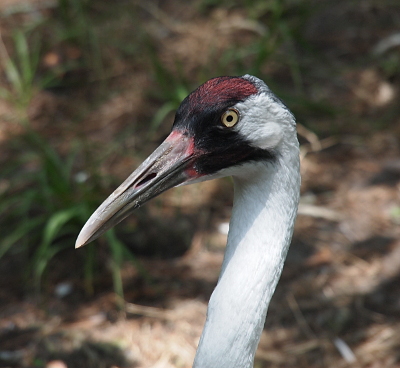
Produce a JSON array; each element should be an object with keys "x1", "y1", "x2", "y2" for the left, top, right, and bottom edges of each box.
[{"x1": 193, "y1": 145, "x2": 300, "y2": 368}]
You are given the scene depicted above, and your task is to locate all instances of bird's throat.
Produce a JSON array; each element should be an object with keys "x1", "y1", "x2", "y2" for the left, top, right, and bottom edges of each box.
[{"x1": 193, "y1": 152, "x2": 300, "y2": 368}]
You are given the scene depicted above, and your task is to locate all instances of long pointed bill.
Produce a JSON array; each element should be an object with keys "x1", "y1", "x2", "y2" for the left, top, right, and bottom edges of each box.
[{"x1": 75, "y1": 131, "x2": 200, "y2": 248}]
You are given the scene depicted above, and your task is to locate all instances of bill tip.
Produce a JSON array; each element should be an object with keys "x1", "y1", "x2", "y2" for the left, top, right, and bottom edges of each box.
[
  {"x1": 75, "y1": 241, "x2": 83, "y2": 249},
  {"x1": 75, "y1": 230, "x2": 89, "y2": 249}
]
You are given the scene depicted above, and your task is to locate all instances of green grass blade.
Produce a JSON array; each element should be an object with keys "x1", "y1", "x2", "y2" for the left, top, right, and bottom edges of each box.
[
  {"x1": 34, "y1": 243, "x2": 66, "y2": 291},
  {"x1": 41, "y1": 207, "x2": 81, "y2": 247},
  {"x1": 150, "y1": 102, "x2": 176, "y2": 132},
  {"x1": 3, "y1": 56, "x2": 23, "y2": 95},
  {"x1": 0, "y1": 216, "x2": 44, "y2": 259},
  {"x1": 14, "y1": 30, "x2": 33, "y2": 89},
  {"x1": 83, "y1": 244, "x2": 95, "y2": 295},
  {"x1": 32, "y1": 207, "x2": 82, "y2": 288},
  {"x1": 105, "y1": 230, "x2": 125, "y2": 305}
]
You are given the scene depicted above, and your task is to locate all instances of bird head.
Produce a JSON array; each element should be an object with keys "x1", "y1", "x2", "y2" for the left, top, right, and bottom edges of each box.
[{"x1": 75, "y1": 75, "x2": 296, "y2": 248}]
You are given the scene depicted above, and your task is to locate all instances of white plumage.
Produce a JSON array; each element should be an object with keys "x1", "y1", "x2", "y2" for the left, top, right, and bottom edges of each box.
[{"x1": 76, "y1": 75, "x2": 301, "y2": 368}]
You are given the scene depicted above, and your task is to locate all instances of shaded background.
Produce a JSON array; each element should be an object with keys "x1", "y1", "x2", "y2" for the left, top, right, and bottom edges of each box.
[{"x1": 1, "y1": 0, "x2": 400, "y2": 367}]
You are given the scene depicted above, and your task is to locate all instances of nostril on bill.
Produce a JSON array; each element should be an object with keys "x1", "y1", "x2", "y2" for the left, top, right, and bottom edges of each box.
[{"x1": 135, "y1": 173, "x2": 157, "y2": 189}]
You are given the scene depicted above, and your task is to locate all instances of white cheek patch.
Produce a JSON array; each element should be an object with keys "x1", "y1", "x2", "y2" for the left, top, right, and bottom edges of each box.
[
  {"x1": 247, "y1": 121, "x2": 283, "y2": 150},
  {"x1": 233, "y1": 94, "x2": 290, "y2": 150}
]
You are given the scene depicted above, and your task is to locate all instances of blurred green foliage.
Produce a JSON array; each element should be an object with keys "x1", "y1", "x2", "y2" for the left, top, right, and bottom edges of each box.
[
  {"x1": 0, "y1": 0, "x2": 359, "y2": 297},
  {"x1": 0, "y1": 0, "x2": 399, "y2": 302},
  {"x1": 0, "y1": 30, "x2": 43, "y2": 107},
  {"x1": 1, "y1": 127, "x2": 97, "y2": 291}
]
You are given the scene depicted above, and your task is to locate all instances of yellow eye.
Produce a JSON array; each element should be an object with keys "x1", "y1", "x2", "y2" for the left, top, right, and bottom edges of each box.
[{"x1": 221, "y1": 108, "x2": 239, "y2": 127}]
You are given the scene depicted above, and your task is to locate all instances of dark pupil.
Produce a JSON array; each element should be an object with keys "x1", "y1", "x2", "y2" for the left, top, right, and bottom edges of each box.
[{"x1": 226, "y1": 115, "x2": 233, "y2": 122}]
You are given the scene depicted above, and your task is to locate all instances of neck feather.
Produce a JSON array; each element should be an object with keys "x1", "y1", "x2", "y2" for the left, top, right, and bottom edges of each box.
[{"x1": 193, "y1": 147, "x2": 300, "y2": 368}]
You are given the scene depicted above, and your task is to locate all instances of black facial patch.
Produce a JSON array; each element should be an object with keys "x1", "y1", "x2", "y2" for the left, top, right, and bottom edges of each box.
[
  {"x1": 193, "y1": 128, "x2": 275, "y2": 175},
  {"x1": 172, "y1": 94, "x2": 275, "y2": 176}
]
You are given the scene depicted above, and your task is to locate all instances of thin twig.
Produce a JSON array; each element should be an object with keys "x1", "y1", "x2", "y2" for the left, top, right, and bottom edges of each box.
[
  {"x1": 286, "y1": 292, "x2": 316, "y2": 340},
  {"x1": 297, "y1": 203, "x2": 343, "y2": 221},
  {"x1": 297, "y1": 123, "x2": 322, "y2": 151},
  {"x1": 125, "y1": 302, "x2": 175, "y2": 321}
]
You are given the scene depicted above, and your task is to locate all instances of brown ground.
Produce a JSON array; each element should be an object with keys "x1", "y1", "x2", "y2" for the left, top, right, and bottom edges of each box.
[{"x1": 1, "y1": 1, "x2": 400, "y2": 367}]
